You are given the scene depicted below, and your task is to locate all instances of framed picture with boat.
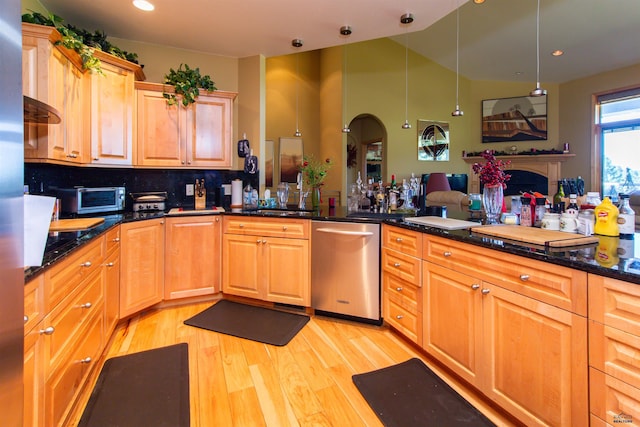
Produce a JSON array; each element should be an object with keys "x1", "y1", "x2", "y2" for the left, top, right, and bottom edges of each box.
[{"x1": 481, "y1": 95, "x2": 547, "y2": 143}]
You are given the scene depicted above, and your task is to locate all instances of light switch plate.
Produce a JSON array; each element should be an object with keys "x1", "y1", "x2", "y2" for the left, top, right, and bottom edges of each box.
[
  {"x1": 186, "y1": 184, "x2": 194, "y2": 196},
  {"x1": 222, "y1": 184, "x2": 231, "y2": 195}
]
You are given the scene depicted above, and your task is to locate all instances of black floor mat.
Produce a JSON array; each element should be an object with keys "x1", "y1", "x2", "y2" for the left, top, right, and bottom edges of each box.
[
  {"x1": 184, "y1": 299, "x2": 309, "y2": 346},
  {"x1": 78, "y1": 343, "x2": 190, "y2": 427},
  {"x1": 353, "y1": 358, "x2": 495, "y2": 427}
]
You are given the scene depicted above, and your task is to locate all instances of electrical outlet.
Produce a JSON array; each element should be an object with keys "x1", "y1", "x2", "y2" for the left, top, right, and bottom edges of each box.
[
  {"x1": 186, "y1": 184, "x2": 194, "y2": 196},
  {"x1": 222, "y1": 184, "x2": 231, "y2": 195}
]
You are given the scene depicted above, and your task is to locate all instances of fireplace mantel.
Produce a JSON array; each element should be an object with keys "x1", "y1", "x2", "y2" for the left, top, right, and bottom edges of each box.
[{"x1": 463, "y1": 153, "x2": 575, "y2": 195}]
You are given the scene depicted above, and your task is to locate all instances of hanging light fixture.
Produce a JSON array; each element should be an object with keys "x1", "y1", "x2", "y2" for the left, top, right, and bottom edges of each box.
[
  {"x1": 451, "y1": 3, "x2": 464, "y2": 117},
  {"x1": 400, "y1": 13, "x2": 413, "y2": 129},
  {"x1": 530, "y1": 0, "x2": 547, "y2": 97},
  {"x1": 341, "y1": 25, "x2": 352, "y2": 133},
  {"x1": 292, "y1": 39, "x2": 303, "y2": 137}
]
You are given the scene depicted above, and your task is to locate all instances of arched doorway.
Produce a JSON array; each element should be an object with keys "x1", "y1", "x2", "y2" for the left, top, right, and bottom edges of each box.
[{"x1": 345, "y1": 114, "x2": 387, "y2": 188}]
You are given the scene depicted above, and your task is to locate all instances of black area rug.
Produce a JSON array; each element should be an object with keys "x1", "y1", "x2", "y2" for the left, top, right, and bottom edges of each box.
[
  {"x1": 78, "y1": 343, "x2": 190, "y2": 427},
  {"x1": 184, "y1": 299, "x2": 310, "y2": 346},
  {"x1": 353, "y1": 358, "x2": 495, "y2": 427}
]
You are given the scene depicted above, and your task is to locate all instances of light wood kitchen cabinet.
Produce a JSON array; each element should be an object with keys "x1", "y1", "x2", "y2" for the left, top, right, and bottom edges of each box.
[
  {"x1": 135, "y1": 82, "x2": 236, "y2": 169},
  {"x1": 22, "y1": 23, "x2": 87, "y2": 164},
  {"x1": 120, "y1": 218, "x2": 165, "y2": 317},
  {"x1": 104, "y1": 226, "x2": 121, "y2": 336},
  {"x1": 89, "y1": 52, "x2": 142, "y2": 166},
  {"x1": 222, "y1": 216, "x2": 310, "y2": 306},
  {"x1": 381, "y1": 225, "x2": 423, "y2": 345},
  {"x1": 589, "y1": 274, "x2": 640, "y2": 426},
  {"x1": 164, "y1": 215, "x2": 221, "y2": 300},
  {"x1": 24, "y1": 234, "x2": 108, "y2": 427}
]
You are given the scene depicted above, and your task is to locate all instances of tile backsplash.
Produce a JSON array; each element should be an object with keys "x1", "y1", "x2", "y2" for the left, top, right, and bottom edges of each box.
[{"x1": 25, "y1": 163, "x2": 259, "y2": 211}]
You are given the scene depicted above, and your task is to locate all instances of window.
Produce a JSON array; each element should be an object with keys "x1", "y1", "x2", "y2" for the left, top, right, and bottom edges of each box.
[{"x1": 596, "y1": 88, "x2": 640, "y2": 199}]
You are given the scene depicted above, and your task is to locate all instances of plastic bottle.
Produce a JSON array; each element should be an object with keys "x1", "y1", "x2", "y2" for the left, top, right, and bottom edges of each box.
[
  {"x1": 594, "y1": 197, "x2": 620, "y2": 236},
  {"x1": 617, "y1": 194, "x2": 635, "y2": 237}
]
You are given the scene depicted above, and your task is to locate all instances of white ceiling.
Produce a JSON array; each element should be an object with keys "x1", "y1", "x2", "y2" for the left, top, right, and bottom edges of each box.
[{"x1": 41, "y1": 0, "x2": 640, "y2": 84}]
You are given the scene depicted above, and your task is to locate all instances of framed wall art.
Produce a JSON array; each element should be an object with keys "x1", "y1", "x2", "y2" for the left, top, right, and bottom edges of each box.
[
  {"x1": 279, "y1": 137, "x2": 303, "y2": 184},
  {"x1": 482, "y1": 95, "x2": 547, "y2": 143},
  {"x1": 418, "y1": 120, "x2": 449, "y2": 161}
]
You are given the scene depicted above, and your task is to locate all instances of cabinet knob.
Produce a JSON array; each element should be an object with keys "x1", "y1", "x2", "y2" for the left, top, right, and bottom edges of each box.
[
  {"x1": 181, "y1": 161, "x2": 185, "y2": 164},
  {"x1": 215, "y1": 217, "x2": 220, "y2": 222},
  {"x1": 396, "y1": 314, "x2": 404, "y2": 319},
  {"x1": 93, "y1": 158, "x2": 99, "y2": 161},
  {"x1": 239, "y1": 224, "x2": 244, "y2": 228},
  {"x1": 443, "y1": 251, "x2": 452, "y2": 257},
  {"x1": 395, "y1": 237, "x2": 403, "y2": 242},
  {"x1": 187, "y1": 161, "x2": 192, "y2": 165},
  {"x1": 257, "y1": 239, "x2": 262, "y2": 244},
  {"x1": 105, "y1": 262, "x2": 115, "y2": 267},
  {"x1": 481, "y1": 288, "x2": 491, "y2": 295},
  {"x1": 39, "y1": 326, "x2": 55, "y2": 335},
  {"x1": 471, "y1": 284, "x2": 480, "y2": 290},
  {"x1": 24, "y1": 315, "x2": 29, "y2": 324},
  {"x1": 519, "y1": 274, "x2": 530, "y2": 281},
  {"x1": 112, "y1": 237, "x2": 120, "y2": 242},
  {"x1": 282, "y1": 226, "x2": 288, "y2": 231},
  {"x1": 80, "y1": 261, "x2": 92, "y2": 267},
  {"x1": 396, "y1": 287, "x2": 403, "y2": 292},
  {"x1": 80, "y1": 357, "x2": 92, "y2": 364},
  {"x1": 262, "y1": 240, "x2": 267, "y2": 244},
  {"x1": 393, "y1": 262, "x2": 401, "y2": 267},
  {"x1": 80, "y1": 302, "x2": 92, "y2": 309}
]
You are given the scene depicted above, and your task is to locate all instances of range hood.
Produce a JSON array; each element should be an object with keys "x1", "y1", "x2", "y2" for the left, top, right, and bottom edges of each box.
[{"x1": 23, "y1": 95, "x2": 61, "y2": 124}]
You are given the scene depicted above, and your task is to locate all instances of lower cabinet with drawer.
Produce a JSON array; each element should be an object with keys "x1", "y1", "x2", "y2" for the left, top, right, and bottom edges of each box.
[
  {"x1": 222, "y1": 216, "x2": 310, "y2": 306},
  {"x1": 588, "y1": 274, "x2": 640, "y2": 426},
  {"x1": 24, "y1": 232, "x2": 109, "y2": 427}
]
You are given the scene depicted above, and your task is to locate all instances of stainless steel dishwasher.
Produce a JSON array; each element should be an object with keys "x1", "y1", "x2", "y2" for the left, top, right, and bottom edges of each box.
[{"x1": 311, "y1": 220, "x2": 381, "y2": 323}]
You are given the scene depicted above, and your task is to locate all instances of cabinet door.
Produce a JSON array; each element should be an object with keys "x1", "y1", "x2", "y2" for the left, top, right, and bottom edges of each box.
[
  {"x1": 422, "y1": 262, "x2": 483, "y2": 386},
  {"x1": 185, "y1": 93, "x2": 233, "y2": 168},
  {"x1": 119, "y1": 219, "x2": 164, "y2": 317},
  {"x1": 482, "y1": 283, "x2": 588, "y2": 427},
  {"x1": 45, "y1": 47, "x2": 67, "y2": 161},
  {"x1": 90, "y1": 62, "x2": 134, "y2": 165},
  {"x1": 64, "y1": 64, "x2": 86, "y2": 163},
  {"x1": 164, "y1": 216, "x2": 221, "y2": 300},
  {"x1": 24, "y1": 324, "x2": 43, "y2": 427},
  {"x1": 136, "y1": 89, "x2": 184, "y2": 167},
  {"x1": 104, "y1": 248, "x2": 120, "y2": 336},
  {"x1": 263, "y1": 236, "x2": 310, "y2": 306},
  {"x1": 222, "y1": 233, "x2": 262, "y2": 299}
]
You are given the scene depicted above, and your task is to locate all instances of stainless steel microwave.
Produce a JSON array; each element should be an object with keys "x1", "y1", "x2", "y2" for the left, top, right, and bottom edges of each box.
[{"x1": 57, "y1": 187, "x2": 126, "y2": 214}]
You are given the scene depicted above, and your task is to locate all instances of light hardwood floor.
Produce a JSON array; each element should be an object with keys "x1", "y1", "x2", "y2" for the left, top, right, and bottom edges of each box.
[{"x1": 67, "y1": 301, "x2": 519, "y2": 426}]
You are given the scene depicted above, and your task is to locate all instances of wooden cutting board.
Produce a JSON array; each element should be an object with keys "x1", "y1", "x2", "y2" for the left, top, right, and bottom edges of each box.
[
  {"x1": 49, "y1": 218, "x2": 105, "y2": 232},
  {"x1": 471, "y1": 224, "x2": 599, "y2": 247}
]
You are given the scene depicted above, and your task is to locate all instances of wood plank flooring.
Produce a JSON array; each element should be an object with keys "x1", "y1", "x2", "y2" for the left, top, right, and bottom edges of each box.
[{"x1": 67, "y1": 301, "x2": 518, "y2": 426}]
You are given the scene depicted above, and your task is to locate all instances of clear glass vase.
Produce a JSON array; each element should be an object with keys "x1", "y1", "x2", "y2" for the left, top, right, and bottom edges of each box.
[
  {"x1": 483, "y1": 184, "x2": 504, "y2": 224},
  {"x1": 311, "y1": 187, "x2": 321, "y2": 209}
]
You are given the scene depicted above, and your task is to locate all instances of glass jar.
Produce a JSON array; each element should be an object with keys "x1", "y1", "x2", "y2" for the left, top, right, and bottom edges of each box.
[
  {"x1": 520, "y1": 197, "x2": 532, "y2": 227},
  {"x1": 618, "y1": 194, "x2": 636, "y2": 237},
  {"x1": 469, "y1": 193, "x2": 482, "y2": 211},
  {"x1": 582, "y1": 192, "x2": 601, "y2": 210},
  {"x1": 510, "y1": 196, "x2": 522, "y2": 216}
]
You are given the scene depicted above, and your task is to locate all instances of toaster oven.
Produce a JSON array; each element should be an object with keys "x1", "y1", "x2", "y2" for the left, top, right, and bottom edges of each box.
[{"x1": 57, "y1": 186, "x2": 126, "y2": 214}]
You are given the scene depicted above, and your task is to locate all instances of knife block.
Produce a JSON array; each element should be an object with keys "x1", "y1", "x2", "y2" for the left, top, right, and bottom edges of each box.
[{"x1": 195, "y1": 192, "x2": 206, "y2": 210}]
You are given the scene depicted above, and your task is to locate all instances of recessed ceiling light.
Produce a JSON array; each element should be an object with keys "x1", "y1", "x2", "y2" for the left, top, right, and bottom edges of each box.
[
  {"x1": 133, "y1": 0, "x2": 154, "y2": 11},
  {"x1": 474, "y1": 0, "x2": 486, "y2": 4},
  {"x1": 552, "y1": 49, "x2": 564, "y2": 56}
]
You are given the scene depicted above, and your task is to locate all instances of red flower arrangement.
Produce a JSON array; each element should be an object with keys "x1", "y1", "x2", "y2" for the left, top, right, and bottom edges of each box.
[
  {"x1": 472, "y1": 150, "x2": 511, "y2": 188},
  {"x1": 300, "y1": 155, "x2": 332, "y2": 188}
]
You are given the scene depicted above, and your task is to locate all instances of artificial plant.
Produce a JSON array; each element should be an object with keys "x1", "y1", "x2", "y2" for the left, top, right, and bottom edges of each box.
[{"x1": 163, "y1": 64, "x2": 216, "y2": 107}]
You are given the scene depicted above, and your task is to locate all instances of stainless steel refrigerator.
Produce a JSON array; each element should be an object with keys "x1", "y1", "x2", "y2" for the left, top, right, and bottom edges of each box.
[{"x1": 0, "y1": 0, "x2": 25, "y2": 425}]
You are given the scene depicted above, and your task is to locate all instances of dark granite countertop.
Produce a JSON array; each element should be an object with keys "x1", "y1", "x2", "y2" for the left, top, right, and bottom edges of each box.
[{"x1": 25, "y1": 207, "x2": 640, "y2": 286}]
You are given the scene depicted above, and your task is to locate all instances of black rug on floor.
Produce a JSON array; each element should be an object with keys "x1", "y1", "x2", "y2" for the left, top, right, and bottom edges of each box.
[
  {"x1": 353, "y1": 358, "x2": 496, "y2": 427},
  {"x1": 78, "y1": 343, "x2": 190, "y2": 427},
  {"x1": 184, "y1": 299, "x2": 310, "y2": 346}
]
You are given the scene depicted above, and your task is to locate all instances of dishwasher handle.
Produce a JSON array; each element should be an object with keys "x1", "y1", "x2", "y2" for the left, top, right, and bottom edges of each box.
[{"x1": 315, "y1": 228, "x2": 374, "y2": 237}]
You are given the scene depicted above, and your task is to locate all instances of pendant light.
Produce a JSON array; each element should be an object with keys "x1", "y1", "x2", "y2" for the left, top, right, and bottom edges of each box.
[
  {"x1": 400, "y1": 13, "x2": 413, "y2": 129},
  {"x1": 292, "y1": 38, "x2": 303, "y2": 137},
  {"x1": 529, "y1": 0, "x2": 547, "y2": 97},
  {"x1": 341, "y1": 26, "x2": 352, "y2": 133},
  {"x1": 451, "y1": 3, "x2": 464, "y2": 117}
]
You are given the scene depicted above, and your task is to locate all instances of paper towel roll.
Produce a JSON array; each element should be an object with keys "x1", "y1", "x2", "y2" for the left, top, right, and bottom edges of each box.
[{"x1": 231, "y1": 179, "x2": 243, "y2": 207}]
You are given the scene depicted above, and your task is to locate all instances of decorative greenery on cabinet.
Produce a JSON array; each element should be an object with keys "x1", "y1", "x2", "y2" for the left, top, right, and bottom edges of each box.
[{"x1": 163, "y1": 64, "x2": 217, "y2": 106}]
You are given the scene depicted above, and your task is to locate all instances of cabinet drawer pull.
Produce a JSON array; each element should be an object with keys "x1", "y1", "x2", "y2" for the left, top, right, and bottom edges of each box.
[
  {"x1": 396, "y1": 314, "x2": 404, "y2": 319},
  {"x1": 393, "y1": 262, "x2": 401, "y2": 267},
  {"x1": 105, "y1": 262, "x2": 115, "y2": 267},
  {"x1": 39, "y1": 326, "x2": 55, "y2": 335},
  {"x1": 239, "y1": 224, "x2": 245, "y2": 228},
  {"x1": 481, "y1": 288, "x2": 491, "y2": 295},
  {"x1": 112, "y1": 237, "x2": 120, "y2": 242},
  {"x1": 443, "y1": 251, "x2": 452, "y2": 257},
  {"x1": 396, "y1": 287, "x2": 403, "y2": 292},
  {"x1": 24, "y1": 315, "x2": 29, "y2": 324},
  {"x1": 395, "y1": 237, "x2": 403, "y2": 243},
  {"x1": 80, "y1": 357, "x2": 92, "y2": 364},
  {"x1": 80, "y1": 302, "x2": 92, "y2": 309},
  {"x1": 282, "y1": 226, "x2": 288, "y2": 231},
  {"x1": 80, "y1": 261, "x2": 92, "y2": 267},
  {"x1": 471, "y1": 284, "x2": 480, "y2": 290},
  {"x1": 519, "y1": 274, "x2": 530, "y2": 281}
]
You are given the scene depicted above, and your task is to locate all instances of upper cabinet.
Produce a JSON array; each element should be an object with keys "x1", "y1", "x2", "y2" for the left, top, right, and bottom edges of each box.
[
  {"x1": 21, "y1": 23, "x2": 145, "y2": 167},
  {"x1": 22, "y1": 24, "x2": 87, "y2": 164},
  {"x1": 135, "y1": 82, "x2": 237, "y2": 169}
]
